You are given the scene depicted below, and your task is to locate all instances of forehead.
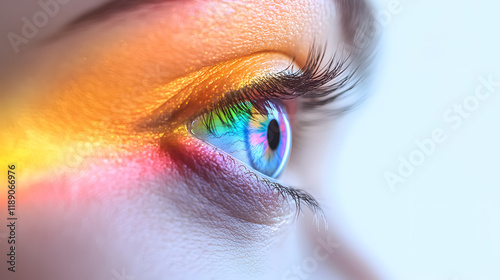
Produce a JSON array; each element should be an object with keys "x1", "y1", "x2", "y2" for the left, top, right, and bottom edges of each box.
[
  {"x1": 0, "y1": 0, "x2": 372, "y2": 63},
  {"x1": 1, "y1": 0, "x2": 341, "y2": 81}
]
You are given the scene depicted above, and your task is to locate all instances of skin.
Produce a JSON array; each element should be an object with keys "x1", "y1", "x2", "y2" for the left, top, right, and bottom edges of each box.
[{"x1": 0, "y1": 0, "x2": 379, "y2": 279}]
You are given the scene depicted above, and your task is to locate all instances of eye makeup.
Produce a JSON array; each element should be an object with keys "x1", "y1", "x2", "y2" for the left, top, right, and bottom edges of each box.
[
  {"x1": 193, "y1": 44, "x2": 362, "y2": 120},
  {"x1": 144, "y1": 45, "x2": 361, "y2": 133},
  {"x1": 148, "y1": 45, "x2": 362, "y2": 222}
]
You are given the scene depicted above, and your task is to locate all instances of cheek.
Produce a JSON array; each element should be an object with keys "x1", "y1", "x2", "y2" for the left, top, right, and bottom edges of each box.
[
  {"x1": 17, "y1": 147, "x2": 192, "y2": 279},
  {"x1": 23, "y1": 144, "x2": 171, "y2": 200},
  {"x1": 17, "y1": 140, "x2": 284, "y2": 279}
]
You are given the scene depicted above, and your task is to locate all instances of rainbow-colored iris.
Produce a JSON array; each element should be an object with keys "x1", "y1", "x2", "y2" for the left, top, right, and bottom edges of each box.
[{"x1": 190, "y1": 101, "x2": 291, "y2": 178}]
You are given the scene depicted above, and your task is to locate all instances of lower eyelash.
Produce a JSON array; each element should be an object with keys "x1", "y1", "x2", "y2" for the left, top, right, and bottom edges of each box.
[
  {"x1": 160, "y1": 131, "x2": 325, "y2": 224},
  {"x1": 267, "y1": 179, "x2": 325, "y2": 223}
]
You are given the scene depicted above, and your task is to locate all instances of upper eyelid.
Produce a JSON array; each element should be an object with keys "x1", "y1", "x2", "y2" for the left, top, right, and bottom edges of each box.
[
  {"x1": 200, "y1": 44, "x2": 366, "y2": 115},
  {"x1": 134, "y1": 52, "x2": 294, "y2": 131},
  {"x1": 137, "y1": 44, "x2": 364, "y2": 134}
]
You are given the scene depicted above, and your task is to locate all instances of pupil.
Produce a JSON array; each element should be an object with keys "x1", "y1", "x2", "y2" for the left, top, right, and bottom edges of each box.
[{"x1": 267, "y1": 119, "x2": 280, "y2": 151}]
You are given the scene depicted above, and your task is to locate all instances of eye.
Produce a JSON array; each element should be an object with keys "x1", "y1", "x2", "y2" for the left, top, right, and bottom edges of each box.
[{"x1": 189, "y1": 99, "x2": 291, "y2": 178}]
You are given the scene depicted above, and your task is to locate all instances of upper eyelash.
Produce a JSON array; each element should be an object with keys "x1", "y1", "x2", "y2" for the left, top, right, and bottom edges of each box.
[{"x1": 199, "y1": 43, "x2": 363, "y2": 132}]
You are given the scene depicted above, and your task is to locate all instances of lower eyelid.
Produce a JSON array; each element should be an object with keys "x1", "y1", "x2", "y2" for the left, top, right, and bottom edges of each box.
[{"x1": 159, "y1": 131, "x2": 294, "y2": 227}]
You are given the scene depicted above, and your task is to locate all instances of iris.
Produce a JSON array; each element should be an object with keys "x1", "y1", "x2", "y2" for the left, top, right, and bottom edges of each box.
[{"x1": 190, "y1": 100, "x2": 291, "y2": 178}]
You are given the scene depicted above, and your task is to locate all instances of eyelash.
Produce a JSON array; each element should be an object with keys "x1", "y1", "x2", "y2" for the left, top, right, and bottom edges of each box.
[
  {"x1": 192, "y1": 44, "x2": 362, "y2": 221},
  {"x1": 199, "y1": 43, "x2": 362, "y2": 133}
]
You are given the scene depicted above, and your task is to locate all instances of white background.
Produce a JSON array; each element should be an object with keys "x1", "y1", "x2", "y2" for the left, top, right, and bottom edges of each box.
[{"x1": 328, "y1": 0, "x2": 500, "y2": 279}]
